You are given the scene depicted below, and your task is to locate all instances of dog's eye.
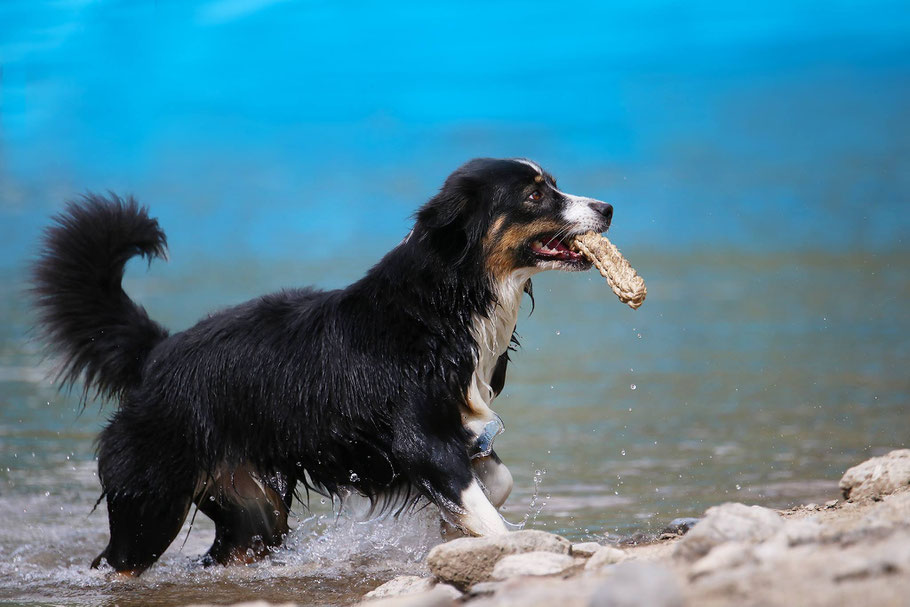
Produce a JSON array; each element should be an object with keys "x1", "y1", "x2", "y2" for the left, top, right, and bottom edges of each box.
[{"x1": 528, "y1": 190, "x2": 542, "y2": 202}]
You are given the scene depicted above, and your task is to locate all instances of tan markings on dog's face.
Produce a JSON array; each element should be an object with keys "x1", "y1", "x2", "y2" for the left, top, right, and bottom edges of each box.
[
  {"x1": 484, "y1": 216, "x2": 566, "y2": 279},
  {"x1": 534, "y1": 175, "x2": 544, "y2": 184}
]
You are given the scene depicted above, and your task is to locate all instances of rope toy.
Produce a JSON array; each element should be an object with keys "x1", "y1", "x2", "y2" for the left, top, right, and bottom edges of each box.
[{"x1": 571, "y1": 232, "x2": 647, "y2": 309}]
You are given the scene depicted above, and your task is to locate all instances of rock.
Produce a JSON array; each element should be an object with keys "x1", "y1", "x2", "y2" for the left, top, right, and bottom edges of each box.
[
  {"x1": 825, "y1": 499, "x2": 839, "y2": 509},
  {"x1": 840, "y1": 449, "x2": 910, "y2": 500},
  {"x1": 661, "y1": 517, "x2": 700, "y2": 536},
  {"x1": 584, "y1": 546, "x2": 629, "y2": 572},
  {"x1": 466, "y1": 576, "x2": 602, "y2": 607},
  {"x1": 589, "y1": 561, "x2": 684, "y2": 607},
  {"x1": 358, "y1": 584, "x2": 458, "y2": 607},
  {"x1": 690, "y1": 542, "x2": 755, "y2": 578},
  {"x1": 491, "y1": 551, "x2": 576, "y2": 579},
  {"x1": 804, "y1": 503, "x2": 819, "y2": 511},
  {"x1": 674, "y1": 503, "x2": 783, "y2": 560},
  {"x1": 466, "y1": 581, "x2": 503, "y2": 596},
  {"x1": 571, "y1": 541, "x2": 603, "y2": 558},
  {"x1": 364, "y1": 576, "x2": 434, "y2": 599},
  {"x1": 426, "y1": 529, "x2": 571, "y2": 589}
]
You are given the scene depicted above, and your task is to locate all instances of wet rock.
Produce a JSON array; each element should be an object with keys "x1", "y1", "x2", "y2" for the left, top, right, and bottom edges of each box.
[
  {"x1": 570, "y1": 541, "x2": 602, "y2": 558},
  {"x1": 840, "y1": 449, "x2": 910, "y2": 500},
  {"x1": 584, "y1": 546, "x2": 629, "y2": 572},
  {"x1": 358, "y1": 584, "x2": 458, "y2": 607},
  {"x1": 588, "y1": 561, "x2": 684, "y2": 607},
  {"x1": 491, "y1": 551, "x2": 576, "y2": 579},
  {"x1": 661, "y1": 517, "x2": 700, "y2": 536},
  {"x1": 674, "y1": 503, "x2": 783, "y2": 560},
  {"x1": 364, "y1": 575, "x2": 433, "y2": 599},
  {"x1": 426, "y1": 529, "x2": 571, "y2": 590}
]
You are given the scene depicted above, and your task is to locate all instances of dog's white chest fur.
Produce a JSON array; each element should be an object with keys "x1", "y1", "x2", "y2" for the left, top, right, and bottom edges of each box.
[{"x1": 464, "y1": 269, "x2": 537, "y2": 432}]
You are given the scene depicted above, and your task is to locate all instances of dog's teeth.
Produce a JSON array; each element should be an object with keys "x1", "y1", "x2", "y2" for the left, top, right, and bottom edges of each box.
[{"x1": 532, "y1": 241, "x2": 543, "y2": 250}]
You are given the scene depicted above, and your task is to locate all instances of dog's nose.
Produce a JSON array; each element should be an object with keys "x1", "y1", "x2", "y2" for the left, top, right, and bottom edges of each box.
[{"x1": 590, "y1": 201, "x2": 613, "y2": 226}]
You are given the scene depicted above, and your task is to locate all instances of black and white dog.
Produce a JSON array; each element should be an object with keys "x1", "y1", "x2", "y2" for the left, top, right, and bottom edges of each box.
[{"x1": 31, "y1": 158, "x2": 612, "y2": 575}]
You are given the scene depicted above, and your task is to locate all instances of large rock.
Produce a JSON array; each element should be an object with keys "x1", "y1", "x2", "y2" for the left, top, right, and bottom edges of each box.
[
  {"x1": 358, "y1": 585, "x2": 458, "y2": 607},
  {"x1": 426, "y1": 530, "x2": 571, "y2": 589},
  {"x1": 588, "y1": 561, "x2": 684, "y2": 607},
  {"x1": 364, "y1": 575, "x2": 435, "y2": 599},
  {"x1": 584, "y1": 546, "x2": 629, "y2": 573},
  {"x1": 674, "y1": 503, "x2": 783, "y2": 560},
  {"x1": 491, "y1": 551, "x2": 576, "y2": 579},
  {"x1": 840, "y1": 449, "x2": 910, "y2": 500}
]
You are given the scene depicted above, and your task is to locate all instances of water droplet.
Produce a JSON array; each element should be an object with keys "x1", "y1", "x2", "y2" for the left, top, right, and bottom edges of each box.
[
  {"x1": 349, "y1": 472, "x2": 359, "y2": 482},
  {"x1": 209, "y1": 496, "x2": 216, "y2": 501},
  {"x1": 630, "y1": 384, "x2": 637, "y2": 390},
  {"x1": 621, "y1": 449, "x2": 626, "y2": 456},
  {"x1": 555, "y1": 330, "x2": 561, "y2": 336},
  {"x1": 636, "y1": 333, "x2": 642, "y2": 339},
  {"x1": 735, "y1": 484, "x2": 742, "y2": 490},
  {"x1": 320, "y1": 497, "x2": 327, "y2": 504}
]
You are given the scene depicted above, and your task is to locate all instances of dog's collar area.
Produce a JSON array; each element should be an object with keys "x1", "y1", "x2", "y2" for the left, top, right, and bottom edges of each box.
[{"x1": 469, "y1": 413, "x2": 504, "y2": 459}]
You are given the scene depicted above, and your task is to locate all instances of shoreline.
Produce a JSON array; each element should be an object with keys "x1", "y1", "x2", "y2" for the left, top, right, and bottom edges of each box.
[{"x1": 192, "y1": 449, "x2": 910, "y2": 607}]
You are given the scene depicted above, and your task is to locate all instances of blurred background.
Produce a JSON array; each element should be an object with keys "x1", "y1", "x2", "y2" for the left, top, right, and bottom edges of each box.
[{"x1": 1, "y1": 1, "x2": 908, "y2": 605}]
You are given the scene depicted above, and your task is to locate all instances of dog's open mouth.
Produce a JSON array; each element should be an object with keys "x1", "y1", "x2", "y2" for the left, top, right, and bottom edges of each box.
[{"x1": 530, "y1": 236, "x2": 586, "y2": 264}]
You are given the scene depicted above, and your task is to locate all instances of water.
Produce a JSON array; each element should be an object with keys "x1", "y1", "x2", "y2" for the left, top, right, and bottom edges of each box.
[
  {"x1": 2, "y1": 249, "x2": 907, "y2": 605},
  {"x1": 2, "y1": 0, "x2": 909, "y2": 604}
]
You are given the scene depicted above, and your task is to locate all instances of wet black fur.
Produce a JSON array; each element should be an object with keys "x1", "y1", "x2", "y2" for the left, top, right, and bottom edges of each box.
[{"x1": 30, "y1": 158, "x2": 590, "y2": 574}]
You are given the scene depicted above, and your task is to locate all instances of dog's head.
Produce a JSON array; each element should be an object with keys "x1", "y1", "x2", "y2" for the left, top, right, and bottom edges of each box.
[{"x1": 415, "y1": 158, "x2": 613, "y2": 279}]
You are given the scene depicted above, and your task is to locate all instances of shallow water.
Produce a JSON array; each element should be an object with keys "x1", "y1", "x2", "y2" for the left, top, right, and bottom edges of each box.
[{"x1": 2, "y1": 249, "x2": 907, "y2": 605}]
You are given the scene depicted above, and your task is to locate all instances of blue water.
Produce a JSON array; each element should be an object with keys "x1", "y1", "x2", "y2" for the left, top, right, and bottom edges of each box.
[{"x1": 1, "y1": 1, "x2": 909, "y2": 605}]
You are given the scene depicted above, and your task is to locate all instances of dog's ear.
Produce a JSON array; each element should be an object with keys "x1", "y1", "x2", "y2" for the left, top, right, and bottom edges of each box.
[{"x1": 416, "y1": 172, "x2": 488, "y2": 263}]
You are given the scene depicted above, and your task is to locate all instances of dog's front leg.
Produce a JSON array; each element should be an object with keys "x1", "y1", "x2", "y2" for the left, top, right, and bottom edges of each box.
[{"x1": 402, "y1": 438, "x2": 508, "y2": 536}]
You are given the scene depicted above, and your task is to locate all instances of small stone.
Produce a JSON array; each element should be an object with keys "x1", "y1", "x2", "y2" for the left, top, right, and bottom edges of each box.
[
  {"x1": 364, "y1": 576, "x2": 434, "y2": 599},
  {"x1": 426, "y1": 529, "x2": 571, "y2": 590},
  {"x1": 661, "y1": 517, "x2": 700, "y2": 536},
  {"x1": 805, "y1": 503, "x2": 819, "y2": 511},
  {"x1": 840, "y1": 449, "x2": 910, "y2": 500},
  {"x1": 571, "y1": 541, "x2": 603, "y2": 558},
  {"x1": 491, "y1": 551, "x2": 576, "y2": 579},
  {"x1": 589, "y1": 561, "x2": 684, "y2": 607},
  {"x1": 825, "y1": 499, "x2": 839, "y2": 509},
  {"x1": 674, "y1": 503, "x2": 783, "y2": 560},
  {"x1": 584, "y1": 545, "x2": 629, "y2": 572}
]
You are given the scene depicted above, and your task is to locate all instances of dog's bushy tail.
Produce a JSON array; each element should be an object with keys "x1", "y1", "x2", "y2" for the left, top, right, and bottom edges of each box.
[{"x1": 31, "y1": 193, "x2": 169, "y2": 402}]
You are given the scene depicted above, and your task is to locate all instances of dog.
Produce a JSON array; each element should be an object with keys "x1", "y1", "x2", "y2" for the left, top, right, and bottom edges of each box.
[{"x1": 31, "y1": 157, "x2": 613, "y2": 576}]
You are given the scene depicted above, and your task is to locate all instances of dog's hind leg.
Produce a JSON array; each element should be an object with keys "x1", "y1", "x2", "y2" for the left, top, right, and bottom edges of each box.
[
  {"x1": 92, "y1": 490, "x2": 193, "y2": 576},
  {"x1": 194, "y1": 465, "x2": 293, "y2": 565},
  {"x1": 92, "y1": 424, "x2": 196, "y2": 574}
]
